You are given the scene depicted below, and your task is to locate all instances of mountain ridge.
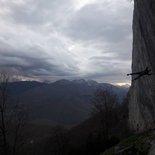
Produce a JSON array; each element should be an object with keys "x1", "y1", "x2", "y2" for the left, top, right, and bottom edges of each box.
[{"x1": 8, "y1": 79, "x2": 129, "y2": 126}]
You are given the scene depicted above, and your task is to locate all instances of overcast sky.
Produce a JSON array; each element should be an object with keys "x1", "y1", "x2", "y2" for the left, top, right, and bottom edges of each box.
[{"x1": 0, "y1": 0, "x2": 133, "y2": 85}]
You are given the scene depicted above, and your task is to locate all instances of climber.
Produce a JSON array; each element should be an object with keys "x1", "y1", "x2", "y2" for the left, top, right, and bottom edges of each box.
[{"x1": 127, "y1": 67, "x2": 152, "y2": 81}]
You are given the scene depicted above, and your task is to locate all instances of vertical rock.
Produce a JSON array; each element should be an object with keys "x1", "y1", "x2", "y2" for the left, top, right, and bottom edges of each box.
[{"x1": 129, "y1": 0, "x2": 155, "y2": 132}]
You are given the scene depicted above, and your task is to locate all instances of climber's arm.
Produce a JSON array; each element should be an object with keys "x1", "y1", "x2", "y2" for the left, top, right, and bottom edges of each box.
[{"x1": 127, "y1": 71, "x2": 142, "y2": 76}]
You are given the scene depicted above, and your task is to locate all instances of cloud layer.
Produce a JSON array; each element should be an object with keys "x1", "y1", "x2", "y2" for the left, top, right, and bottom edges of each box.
[{"x1": 0, "y1": 0, "x2": 133, "y2": 84}]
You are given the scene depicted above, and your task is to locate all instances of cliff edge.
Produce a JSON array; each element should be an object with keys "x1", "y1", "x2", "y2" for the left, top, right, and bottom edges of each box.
[{"x1": 129, "y1": 0, "x2": 155, "y2": 132}]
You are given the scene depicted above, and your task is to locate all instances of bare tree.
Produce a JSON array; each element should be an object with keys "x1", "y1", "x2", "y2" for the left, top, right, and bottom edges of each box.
[
  {"x1": 11, "y1": 102, "x2": 27, "y2": 155},
  {"x1": 92, "y1": 89, "x2": 118, "y2": 139},
  {"x1": 0, "y1": 72, "x2": 9, "y2": 155},
  {"x1": 0, "y1": 72, "x2": 27, "y2": 155}
]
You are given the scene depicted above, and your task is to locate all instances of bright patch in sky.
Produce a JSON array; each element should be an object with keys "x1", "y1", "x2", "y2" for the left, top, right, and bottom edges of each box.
[
  {"x1": 114, "y1": 82, "x2": 131, "y2": 86},
  {"x1": 74, "y1": 0, "x2": 96, "y2": 10}
]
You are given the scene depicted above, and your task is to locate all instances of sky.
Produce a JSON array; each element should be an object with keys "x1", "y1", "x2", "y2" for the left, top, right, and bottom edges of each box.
[{"x1": 0, "y1": 0, "x2": 133, "y2": 85}]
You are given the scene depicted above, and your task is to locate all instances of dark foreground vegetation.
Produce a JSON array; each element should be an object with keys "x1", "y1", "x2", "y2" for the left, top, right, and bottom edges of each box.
[
  {"x1": 0, "y1": 72, "x2": 130, "y2": 155},
  {"x1": 100, "y1": 129, "x2": 155, "y2": 155}
]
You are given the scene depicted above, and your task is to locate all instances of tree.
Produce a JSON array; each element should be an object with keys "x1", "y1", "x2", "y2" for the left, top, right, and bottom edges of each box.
[
  {"x1": 0, "y1": 72, "x2": 27, "y2": 155},
  {"x1": 0, "y1": 72, "x2": 9, "y2": 155},
  {"x1": 11, "y1": 102, "x2": 27, "y2": 155},
  {"x1": 92, "y1": 89, "x2": 119, "y2": 139}
]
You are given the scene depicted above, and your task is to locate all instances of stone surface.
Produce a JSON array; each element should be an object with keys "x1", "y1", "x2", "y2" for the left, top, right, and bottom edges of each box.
[{"x1": 129, "y1": 0, "x2": 155, "y2": 132}]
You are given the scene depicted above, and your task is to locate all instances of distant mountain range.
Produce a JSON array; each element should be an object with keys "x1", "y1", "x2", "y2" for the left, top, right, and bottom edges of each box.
[{"x1": 8, "y1": 79, "x2": 129, "y2": 125}]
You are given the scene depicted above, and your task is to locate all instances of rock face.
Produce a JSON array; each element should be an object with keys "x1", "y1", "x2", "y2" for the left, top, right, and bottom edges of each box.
[{"x1": 129, "y1": 0, "x2": 155, "y2": 132}]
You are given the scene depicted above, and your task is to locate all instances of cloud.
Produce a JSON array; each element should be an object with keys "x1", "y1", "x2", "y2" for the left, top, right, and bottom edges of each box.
[
  {"x1": 0, "y1": 0, "x2": 133, "y2": 83},
  {"x1": 0, "y1": 39, "x2": 79, "y2": 81},
  {"x1": 0, "y1": 0, "x2": 73, "y2": 26},
  {"x1": 62, "y1": 0, "x2": 133, "y2": 83},
  {"x1": 64, "y1": 1, "x2": 132, "y2": 43}
]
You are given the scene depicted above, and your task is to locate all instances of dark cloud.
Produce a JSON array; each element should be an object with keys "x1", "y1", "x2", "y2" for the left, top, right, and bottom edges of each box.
[
  {"x1": 0, "y1": 39, "x2": 78, "y2": 80},
  {"x1": 83, "y1": 63, "x2": 130, "y2": 83}
]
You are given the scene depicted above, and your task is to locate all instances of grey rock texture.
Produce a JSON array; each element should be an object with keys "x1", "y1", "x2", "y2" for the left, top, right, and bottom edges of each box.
[{"x1": 129, "y1": 0, "x2": 155, "y2": 132}]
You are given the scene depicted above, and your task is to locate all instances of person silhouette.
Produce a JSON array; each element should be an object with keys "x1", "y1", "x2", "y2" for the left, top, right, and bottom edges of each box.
[{"x1": 127, "y1": 67, "x2": 152, "y2": 81}]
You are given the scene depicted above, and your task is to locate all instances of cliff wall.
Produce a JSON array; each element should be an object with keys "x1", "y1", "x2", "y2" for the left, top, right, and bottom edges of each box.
[{"x1": 129, "y1": 0, "x2": 155, "y2": 132}]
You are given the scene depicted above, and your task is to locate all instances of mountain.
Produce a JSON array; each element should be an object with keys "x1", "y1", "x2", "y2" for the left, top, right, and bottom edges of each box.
[
  {"x1": 8, "y1": 79, "x2": 129, "y2": 125},
  {"x1": 8, "y1": 81, "x2": 47, "y2": 95}
]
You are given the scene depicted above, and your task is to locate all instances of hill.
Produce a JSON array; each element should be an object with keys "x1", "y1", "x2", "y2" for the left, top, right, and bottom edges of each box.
[{"x1": 8, "y1": 79, "x2": 129, "y2": 125}]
